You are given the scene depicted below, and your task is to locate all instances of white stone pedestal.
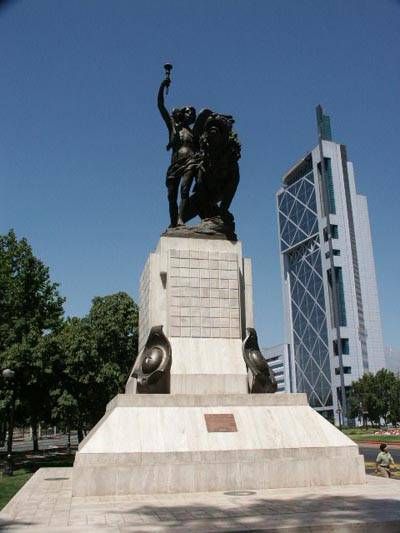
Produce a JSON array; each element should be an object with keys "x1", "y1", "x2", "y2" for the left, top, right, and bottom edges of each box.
[
  {"x1": 126, "y1": 236, "x2": 252, "y2": 395},
  {"x1": 72, "y1": 236, "x2": 366, "y2": 496},
  {"x1": 72, "y1": 393, "x2": 365, "y2": 496}
]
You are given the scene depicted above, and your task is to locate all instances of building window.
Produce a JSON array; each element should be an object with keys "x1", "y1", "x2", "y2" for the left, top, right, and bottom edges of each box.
[
  {"x1": 327, "y1": 267, "x2": 347, "y2": 327},
  {"x1": 325, "y1": 249, "x2": 341, "y2": 259},
  {"x1": 333, "y1": 338, "x2": 350, "y2": 355},
  {"x1": 335, "y1": 366, "x2": 351, "y2": 375},
  {"x1": 317, "y1": 158, "x2": 336, "y2": 215},
  {"x1": 335, "y1": 267, "x2": 347, "y2": 326},
  {"x1": 323, "y1": 225, "x2": 338, "y2": 241},
  {"x1": 341, "y1": 338, "x2": 349, "y2": 354},
  {"x1": 324, "y1": 158, "x2": 336, "y2": 214}
]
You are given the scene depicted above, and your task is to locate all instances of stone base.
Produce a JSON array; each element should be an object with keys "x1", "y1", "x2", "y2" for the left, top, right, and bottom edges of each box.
[
  {"x1": 72, "y1": 393, "x2": 365, "y2": 496},
  {"x1": 133, "y1": 237, "x2": 253, "y2": 395}
]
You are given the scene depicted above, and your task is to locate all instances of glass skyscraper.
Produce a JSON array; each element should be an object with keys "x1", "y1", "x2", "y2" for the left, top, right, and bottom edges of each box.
[{"x1": 277, "y1": 109, "x2": 385, "y2": 422}]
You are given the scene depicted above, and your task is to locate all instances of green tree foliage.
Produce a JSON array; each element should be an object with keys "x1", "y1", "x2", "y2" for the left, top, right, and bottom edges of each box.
[
  {"x1": 0, "y1": 230, "x2": 65, "y2": 450},
  {"x1": 1, "y1": 230, "x2": 139, "y2": 446},
  {"x1": 350, "y1": 369, "x2": 400, "y2": 425},
  {"x1": 52, "y1": 317, "x2": 96, "y2": 439},
  {"x1": 53, "y1": 293, "x2": 138, "y2": 439},
  {"x1": 388, "y1": 378, "x2": 400, "y2": 426},
  {"x1": 88, "y1": 293, "x2": 138, "y2": 400}
]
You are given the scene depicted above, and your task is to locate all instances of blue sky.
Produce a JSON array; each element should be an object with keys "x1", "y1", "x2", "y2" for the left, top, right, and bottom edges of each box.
[{"x1": 1, "y1": 0, "x2": 399, "y2": 348}]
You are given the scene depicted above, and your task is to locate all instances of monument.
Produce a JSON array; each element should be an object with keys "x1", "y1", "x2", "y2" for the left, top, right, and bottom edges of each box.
[{"x1": 72, "y1": 66, "x2": 365, "y2": 496}]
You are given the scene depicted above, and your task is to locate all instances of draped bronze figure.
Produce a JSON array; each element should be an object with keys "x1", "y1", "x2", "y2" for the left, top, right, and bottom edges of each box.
[{"x1": 157, "y1": 64, "x2": 240, "y2": 240}]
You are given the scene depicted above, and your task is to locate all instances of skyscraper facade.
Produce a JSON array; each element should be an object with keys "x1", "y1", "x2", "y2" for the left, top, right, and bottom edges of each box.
[
  {"x1": 277, "y1": 108, "x2": 385, "y2": 422},
  {"x1": 262, "y1": 344, "x2": 292, "y2": 393}
]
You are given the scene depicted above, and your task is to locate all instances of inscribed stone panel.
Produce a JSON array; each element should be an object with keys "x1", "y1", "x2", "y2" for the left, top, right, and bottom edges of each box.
[{"x1": 167, "y1": 249, "x2": 241, "y2": 338}]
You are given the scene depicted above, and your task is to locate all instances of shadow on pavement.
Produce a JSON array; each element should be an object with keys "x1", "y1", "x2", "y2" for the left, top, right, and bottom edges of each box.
[{"x1": 112, "y1": 492, "x2": 400, "y2": 532}]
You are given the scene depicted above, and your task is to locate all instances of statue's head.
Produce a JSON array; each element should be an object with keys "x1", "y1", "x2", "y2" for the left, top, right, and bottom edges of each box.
[
  {"x1": 202, "y1": 114, "x2": 229, "y2": 146},
  {"x1": 172, "y1": 106, "x2": 196, "y2": 126}
]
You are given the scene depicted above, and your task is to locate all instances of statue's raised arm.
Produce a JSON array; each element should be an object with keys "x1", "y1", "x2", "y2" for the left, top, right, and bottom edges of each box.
[
  {"x1": 157, "y1": 78, "x2": 172, "y2": 139},
  {"x1": 157, "y1": 64, "x2": 198, "y2": 228}
]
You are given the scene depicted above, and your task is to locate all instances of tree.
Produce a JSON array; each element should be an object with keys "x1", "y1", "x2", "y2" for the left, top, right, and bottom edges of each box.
[
  {"x1": 349, "y1": 369, "x2": 399, "y2": 426},
  {"x1": 0, "y1": 230, "x2": 65, "y2": 451},
  {"x1": 388, "y1": 377, "x2": 400, "y2": 426},
  {"x1": 88, "y1": 292, "x2": 138, "y2": 406},
  {"x1": 374, "y1": 369, "x2": 398, "y2": 425},
  {"x1": 54, "y1": 292, "x2": 138, "y2": 440},
  {"x1": 52, "y1": 316, "x2": 97, "y2": 441}
]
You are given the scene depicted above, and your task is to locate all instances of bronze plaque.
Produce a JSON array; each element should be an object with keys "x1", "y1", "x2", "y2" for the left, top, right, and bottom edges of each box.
[{"x1": 204, "y1": 413, "x2": 237, "y2": 432}]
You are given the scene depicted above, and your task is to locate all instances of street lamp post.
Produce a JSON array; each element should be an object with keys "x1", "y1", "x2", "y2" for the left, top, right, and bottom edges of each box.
[
  {"x1": 336, "y1": 406, "x2": 343, "y2": 430},
  {"x1": 2, "y1": 368, "x2": 16, "y2": 476}
]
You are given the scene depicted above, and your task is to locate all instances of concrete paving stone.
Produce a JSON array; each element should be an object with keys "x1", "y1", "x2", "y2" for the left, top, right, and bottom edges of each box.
[
  {"x1": 12, "y1": 514, "x2": 34, "y2": 522},
  {"x1": 87, "y1": 516, "x2": 106, "y2": 525},
  {"x1": 56, "y1": 498, "x2": 72, "y2": 504},
  {"x1": 68, "y1": 514, "x2": 86, "y2": 521},
  {"x1": 105, "y1": 513, "x2": 124, "y2": 524},
  {"x1": 53, "y1": 504, "x2": 70, "y2": 511},
  {"x1": 155, "y1": 512, "x2": 176, "y2": 519},
  {"x1": 68, "y1": 519, "x2": 88, "y2": 526},
  {"x1": 3, "y1": 469, "x2": 400, "y2": 531},
  {"x1": 50, "y1": 514, "x2": 69, "y2": 526},
  {"x1": 207, "y1": 510, "x2": 229, "y2": 518},
  {"x1": 140, "y1": 513, "x2": 160, "y2": 521},
  {"x1": 170, "y1": 511, "x2": 191, "y2": 519},
  {"x1": 188, "y1": 510, "x2": 212, "y2": 518},
  {"x1": 49, "y1": 518, "x2": 69, "y2": 526},
  {"x1": 122, "y1": 513, "x2": 146, "y2": 523}
]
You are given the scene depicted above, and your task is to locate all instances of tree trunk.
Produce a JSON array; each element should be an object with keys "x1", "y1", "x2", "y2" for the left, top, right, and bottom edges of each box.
[
  {"x1": 7, "y1": 389, "x2": 16, "y2": 456},
  {"x1": 67, "y1": 428, "x2": 71, "y2": 450},
  {"x1": 77, "y1": 426, "x2": 84, "y2": 443},
  {"x1": 31, "y1": 418, "x2": 39, "y2": 452}
]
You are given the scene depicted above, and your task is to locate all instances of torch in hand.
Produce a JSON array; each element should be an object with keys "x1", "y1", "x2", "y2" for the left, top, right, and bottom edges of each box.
[{"x1": 163, "y1": 63, "x2": 173, "y2": 95}]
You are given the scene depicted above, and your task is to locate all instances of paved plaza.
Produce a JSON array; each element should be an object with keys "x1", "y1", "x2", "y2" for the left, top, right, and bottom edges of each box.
[{"x1": 1, "y1": 467, "x2": 400, "y2": 532}]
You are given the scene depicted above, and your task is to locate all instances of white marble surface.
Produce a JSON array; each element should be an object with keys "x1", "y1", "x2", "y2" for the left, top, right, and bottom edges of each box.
[
  {"x1": 169, "y1": 338, "x2": 248, "y2": 394},
  {"x1": 106, "y1": 393, "x2": 309, "y2": 408},
  {"x1": 75, "y1": 235, "x2": 366, "y2": 496},
  {"x1": 72, "y1": 393, "x2": 365, "y2": 495},
  {"x1": 133, "y1": 236, "x2": 254, "y2": 394},
  {"x1": 78, "y1": 402, "x2": 358, "y2": 454}
]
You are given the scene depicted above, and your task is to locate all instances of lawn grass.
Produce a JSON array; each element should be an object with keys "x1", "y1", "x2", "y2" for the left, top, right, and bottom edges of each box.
[
  {"x1": 0, "y1": 468, "x2": 32, "y2": 511},
  {"x1": 349, "y1": 434, "x2": 400, "y2": 443},
  {"x1": 342, "y1": 428, "x2": 400, "y2": 443},
  {"x1": 0, "y1": 448, "x2": 76, "y2": 511},
  {"x1": 364, "y1": 461, "x2": 400, "y2": 479}
]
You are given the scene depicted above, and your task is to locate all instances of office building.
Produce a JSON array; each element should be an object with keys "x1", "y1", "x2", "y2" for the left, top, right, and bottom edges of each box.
[
  {"x1": 262, "y1": 344, "x2": 292, "y2": 393},
  {"x1": 277, "y1": 107, "x2": 385, "y2": 422}
]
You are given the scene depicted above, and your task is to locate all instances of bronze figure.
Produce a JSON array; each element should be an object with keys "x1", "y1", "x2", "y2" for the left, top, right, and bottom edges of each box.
[
  {"x1": 131, "y1": 326, "x2": 172, "y2": 393},
  {"x1": 242, "y1": 328, "x2": 277, "y2": 393},
  {"x1": 158, "y1": 65, "x2": 197, "y2": 228},
  {"x1": 157, "y1": 64, "x2": 240, "y2": 240}
]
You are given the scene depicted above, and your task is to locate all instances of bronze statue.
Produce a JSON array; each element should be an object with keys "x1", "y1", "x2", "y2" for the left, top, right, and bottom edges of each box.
[
  {"x1": 131, "y1": 326, "x2": 172, "y2": 393},
  {"x1": 158, "y1": 64, "x2": 197, "y2": 227},
  {"x1": 157, "y1": 64, "x2": 241, "y2": 240},
  {"x1": 242, "y1": 329, "x2": 277, "y2": 393}
]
